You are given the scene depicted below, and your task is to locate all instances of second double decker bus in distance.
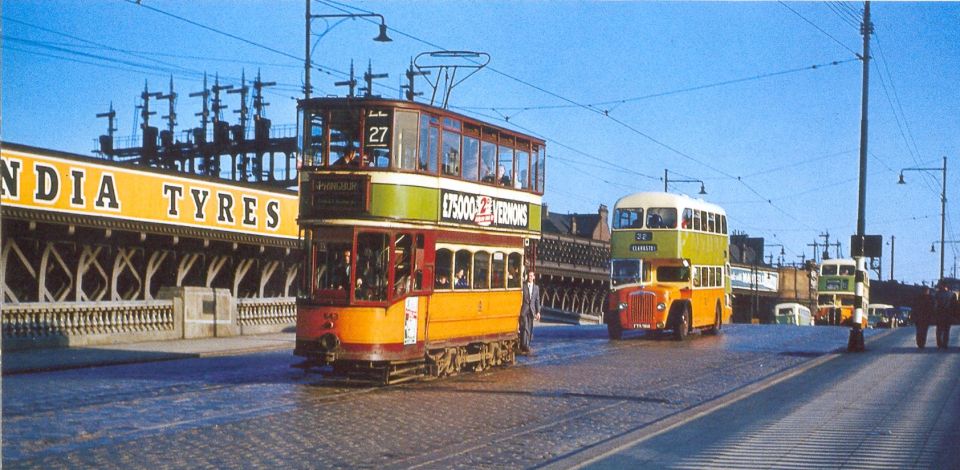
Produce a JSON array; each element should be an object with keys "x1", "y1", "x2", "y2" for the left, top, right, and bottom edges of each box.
[
  {"x1": 294, "y1": 97, "x2": 545, "y2": 384},
  {"x1": 606, "y1": 192, "x2": 731, "y2": 340},
  {"x1": 815, "y1": 258, "x2": 868, "y2": 327}
]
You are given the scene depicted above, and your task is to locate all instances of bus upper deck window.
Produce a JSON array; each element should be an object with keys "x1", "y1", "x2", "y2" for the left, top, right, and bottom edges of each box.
[{"x1": 647, "y1": 208, "x2": 677, "y2": 229}]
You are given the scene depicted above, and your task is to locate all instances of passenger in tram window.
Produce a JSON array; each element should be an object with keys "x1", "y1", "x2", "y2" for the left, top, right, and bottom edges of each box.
[
  {"x1": 333, "y1": 149, "x2": 360, "y2": 166},
  {"x1": 435, "y1": 274, "x2": 450, "y2": 289},
  {"x1": 497, "y1": 165, "x2": 511, "y2": 186},
  {"x1": 481, "y1": 164, "x2": 495, "y2": 183},
  {"x1": 455, "y1": 269, "x2": 469, "y2": 289}
]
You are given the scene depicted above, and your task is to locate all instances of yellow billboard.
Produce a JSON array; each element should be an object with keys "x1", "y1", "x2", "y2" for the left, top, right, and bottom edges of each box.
[{"x1": 0, "y1": 146, "x2": 299, "y2": 239}]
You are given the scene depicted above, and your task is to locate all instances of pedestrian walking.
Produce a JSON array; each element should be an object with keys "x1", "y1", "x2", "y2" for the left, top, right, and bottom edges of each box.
[
  {"x1": 915, "y1": 287, "x2": 934, "y2": 348},
  {"x1": 518, "y1": 270, "x2": 541, "y2": 354},
  {"x1": 934, "y1": 282, "x2": 956, "y2": 349}
]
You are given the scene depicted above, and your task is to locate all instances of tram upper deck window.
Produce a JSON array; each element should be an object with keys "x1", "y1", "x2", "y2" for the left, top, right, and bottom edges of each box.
[
  {"x1": 419, "y1": 115, "x2": 439, "y2": 174},
  {"x1": 838, "y1": 265, "x2": 855, "y2": 276},
  {"x1": 303, "y1": 111, "x2": 326, "y2": 166},
  {"x1": 647, "y1": 208, "x2": 677, "y2": 229},
  {"x1": 720, "y1": 215, "x2": 727, "y2": 234},
  {"x1": 536, "y1": 145, "x2": 545, "y2": 193},
  {"x1": 329, "y1": 109, "x2": 361, "y2": 167},
  {"x1": 480, "y1": 140, "x2": 497, "y2": 183},
  {"x1": 707, "y1": 212, "x2": 716, "y2": 233},
  {"x1": 498, "y1": 144, "x2": 514, "y2": 187},
  {"x1": 516, "y1": 148, "x2": 530, "y2": 190},
  {"x1": 613, "y1": 208, "x2": 643, "y2": 229},
  {"x1": 442, "y1": 129, "x2": 461, "y2": 177},
  {"x1": 463, "y1": 135, "x2": 480, "y2": 181},
  {"x1": 395, "y1": 110, "x2": 419, "y2": 171},
  {"x1": 356, "y1": 232, "x2": 389, "y2": 302},
  {"x1": 822, "y1": 265, "x2": 838, "y2": 275}
]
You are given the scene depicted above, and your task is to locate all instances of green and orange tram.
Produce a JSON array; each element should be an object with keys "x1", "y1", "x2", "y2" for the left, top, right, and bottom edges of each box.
[{"x1": 294, "y1": 97, "x2": 545, "y2": 384}]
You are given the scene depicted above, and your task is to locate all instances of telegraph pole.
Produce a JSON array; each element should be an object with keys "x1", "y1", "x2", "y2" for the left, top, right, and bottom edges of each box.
[
  {"x1": 850, "y1": 1, "x2": 872, "y2": 352},
  {"x1": 889, "y1": 235, "x2": 895, "y2": 281}
]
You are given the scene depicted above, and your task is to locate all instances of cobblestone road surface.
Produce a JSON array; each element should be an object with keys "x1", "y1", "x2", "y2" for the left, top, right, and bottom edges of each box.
[{"x1": 4, "y1": 324, "x2": 882, "y2": 469}]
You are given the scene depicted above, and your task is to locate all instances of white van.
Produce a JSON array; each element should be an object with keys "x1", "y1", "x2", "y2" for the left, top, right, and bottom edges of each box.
[
  {"x1": 773, "y1": 303, "x2": 814, "y2": 326},
  {"x1": 867, "y1": 303, "x2": 897, "y2": 328}
]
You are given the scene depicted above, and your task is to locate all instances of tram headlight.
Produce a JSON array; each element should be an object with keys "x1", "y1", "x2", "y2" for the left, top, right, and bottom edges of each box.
[
  {"x1": 618, "y1": 302, "x2": 628, "y2": 311},
  {"x1": 657, "y1": 302, "x2": 666, "y2": 312}
]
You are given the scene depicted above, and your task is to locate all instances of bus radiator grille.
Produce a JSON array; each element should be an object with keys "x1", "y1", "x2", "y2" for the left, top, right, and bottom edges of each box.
[{"x1": 628, "y1": 291, "x2": 656, "y2": 327}]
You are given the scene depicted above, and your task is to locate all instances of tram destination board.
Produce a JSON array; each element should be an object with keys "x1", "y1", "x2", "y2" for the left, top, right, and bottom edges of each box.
[{"x1": 305, "y1": 174, "x2": 370, "y2": 217}]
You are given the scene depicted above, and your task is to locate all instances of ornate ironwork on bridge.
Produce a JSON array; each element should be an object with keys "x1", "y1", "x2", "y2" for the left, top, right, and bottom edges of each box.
[{"x1": 536, "y1": 205, "x2": 610, "y2": 323}]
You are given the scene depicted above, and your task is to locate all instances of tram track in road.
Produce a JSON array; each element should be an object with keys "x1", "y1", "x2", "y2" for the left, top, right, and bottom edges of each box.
[{"x1": 383, "y1": 330, "x2": 833, "y2": 469}]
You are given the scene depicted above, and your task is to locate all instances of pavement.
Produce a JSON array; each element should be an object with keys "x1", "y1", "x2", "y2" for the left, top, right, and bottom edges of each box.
[
  {"x1": 547, "y1": 326, "x2": 959, "y2": 469},
  {"x1": 1, "y1": 332, "x2": 297, "y2": 375}
]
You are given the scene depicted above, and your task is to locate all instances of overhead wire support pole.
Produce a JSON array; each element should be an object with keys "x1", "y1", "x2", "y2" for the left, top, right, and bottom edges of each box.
[
  {"x1": 850, "y1": 0, "x2": 872, "y2": 353},
  {"x1": 304, "y1": 4, "x2": 392, "y2": 100},
  {"x1": 899, "y1": 156, "x2": 948, "y2": 280}
]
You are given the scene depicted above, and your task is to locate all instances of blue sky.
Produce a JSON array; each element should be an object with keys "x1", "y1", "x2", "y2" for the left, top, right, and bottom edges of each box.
[{"x1": 3, "y1": 1, "x2": 959, "y2": 285}]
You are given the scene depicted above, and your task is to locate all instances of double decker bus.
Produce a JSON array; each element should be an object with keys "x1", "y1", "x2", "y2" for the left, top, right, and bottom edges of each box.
[
  {"x1": 294, "y1": 97, "x2": 545, "y2": 384},
  {"x1": 815, "y1": 258, "x2": 868, "y2": 327},
  {"x1": 606, "y1": 192, "x2": 731, "y2": 340}
]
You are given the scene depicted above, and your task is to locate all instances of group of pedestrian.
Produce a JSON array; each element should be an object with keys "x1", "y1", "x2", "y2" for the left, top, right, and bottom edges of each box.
[{"x1": 915, "y1": 282, "x2": 958, "y2": 349}]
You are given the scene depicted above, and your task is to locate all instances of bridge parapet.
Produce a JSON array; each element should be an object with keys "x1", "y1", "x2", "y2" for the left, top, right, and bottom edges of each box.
[{"x1": 3, "y1": 300, "x2": 178, "y2": 350}]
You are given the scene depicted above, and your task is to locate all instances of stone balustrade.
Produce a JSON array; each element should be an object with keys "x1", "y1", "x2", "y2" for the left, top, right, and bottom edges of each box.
[
  {"x1": 3, "y1": 300, "x2": 179, "y2": 350},
  {"x1": 2, "y1": 290, "x2": 298, "y2": 350}
]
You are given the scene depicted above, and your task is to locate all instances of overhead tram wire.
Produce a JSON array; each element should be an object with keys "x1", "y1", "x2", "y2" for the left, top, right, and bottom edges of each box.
[
  {"x1": 778, "y1": 2, "x2": 860, "y2": 57},
  {"x1": 120, "y1": 0, "x2": 377, "y2": 98},
  {"x1": 456, "y1": 59, "x2": 859, "y2": 113}
]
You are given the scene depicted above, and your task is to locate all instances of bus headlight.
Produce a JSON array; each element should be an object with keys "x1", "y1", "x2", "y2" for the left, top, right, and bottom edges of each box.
[
  {"x1": 657, "y1": 302, "x2": 666, "y2": 311},
  {"x1": 618, "y1": 302, "x2": 628, "y2": 310}
]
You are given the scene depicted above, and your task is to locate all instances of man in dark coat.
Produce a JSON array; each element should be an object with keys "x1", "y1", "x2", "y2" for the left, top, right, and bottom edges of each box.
[
  {"x1": 914, "y1": 287, "x2": 934, "y2": 348},
  {"x1": 934, "y1": 283, "x2": 955, "y2": 349},
  {"x1": 519, "y1": 270, "x2": 542, "y2": 354}
]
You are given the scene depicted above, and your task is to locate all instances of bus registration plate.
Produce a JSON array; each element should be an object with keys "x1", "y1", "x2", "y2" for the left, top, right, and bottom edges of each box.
[{"x1": 633, "y1": 323, "x2": 651, "y2": 329}]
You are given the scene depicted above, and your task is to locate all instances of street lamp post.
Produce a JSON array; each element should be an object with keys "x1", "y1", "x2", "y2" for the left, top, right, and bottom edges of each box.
[
  {"x1": 663, "y1": 169, "x2": 707, "y2": 195},
  {"x1": 305, "y1": 2, "x2": 392, "y2": 99},
  {"x1": 930, "y1": 239, "x2": 960, "y2": 279},
  {"x1": 898, "y1": 155, "x2": 948, "y2": 280}
]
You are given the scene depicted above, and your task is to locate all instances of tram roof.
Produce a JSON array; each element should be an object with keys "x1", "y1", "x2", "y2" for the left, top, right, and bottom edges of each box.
[
  {"x1": 614, "y1": 191, "x2": 725, "y2": 215},
  {"x1": 298, "y1": 96, "x2": 546, "y2": 146}
]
